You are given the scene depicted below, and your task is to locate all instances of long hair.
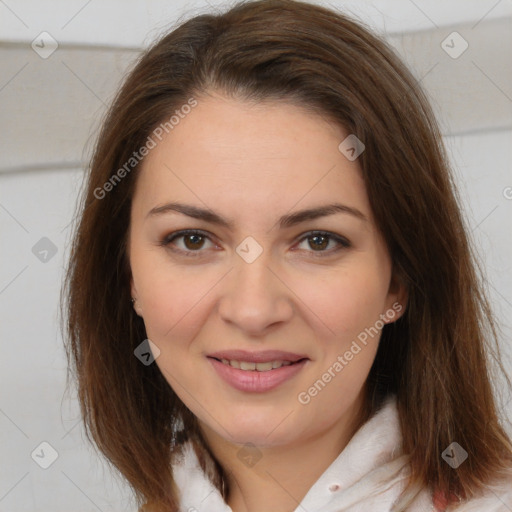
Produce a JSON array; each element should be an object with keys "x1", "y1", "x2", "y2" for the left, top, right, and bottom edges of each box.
[{"x1": 62, "y1": 0, "x2": 512, "y2": 509}]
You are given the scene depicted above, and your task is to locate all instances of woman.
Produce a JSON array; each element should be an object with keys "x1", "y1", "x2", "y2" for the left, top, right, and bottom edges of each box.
[{"x1": 62, "y1": 0, "x2": 512, "y2": 510}]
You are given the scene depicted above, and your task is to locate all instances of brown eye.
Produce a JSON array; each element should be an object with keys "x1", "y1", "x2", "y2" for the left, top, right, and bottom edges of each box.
[
  {"x1": 183, "y1": 233, "x2": 205, "y2": 250},
  {"x1": 308, "y1": 234, "x2": 329, "y2": 251},
  {"x1": 159, "y1": 229, "x2": 218, "y2": 257},
  {"x1": 295, "y1": 231, "x2": 351, "y2": 256}
]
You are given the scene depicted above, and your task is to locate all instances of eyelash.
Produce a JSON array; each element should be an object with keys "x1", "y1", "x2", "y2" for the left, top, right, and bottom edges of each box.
[{"x1": 158, "y1": 229, "x2": 351, "y2": 258}]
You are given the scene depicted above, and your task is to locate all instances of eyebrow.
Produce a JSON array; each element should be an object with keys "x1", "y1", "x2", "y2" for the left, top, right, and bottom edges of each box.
[{"x1": 146, "y1": 201, "x2": 367, "y2": 229}]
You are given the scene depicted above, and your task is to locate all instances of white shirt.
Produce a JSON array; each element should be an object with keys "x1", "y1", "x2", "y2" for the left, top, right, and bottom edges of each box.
[{"x1": 172, "y1": 394, "x2": 512, "y2": 512}]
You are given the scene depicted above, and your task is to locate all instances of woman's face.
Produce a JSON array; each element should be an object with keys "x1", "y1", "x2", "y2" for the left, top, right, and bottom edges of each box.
[{"x1": 129, "y1": 91, "x2": 406, "y2": 448}]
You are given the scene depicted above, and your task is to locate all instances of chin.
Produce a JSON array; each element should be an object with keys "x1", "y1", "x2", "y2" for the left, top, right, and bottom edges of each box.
[
  {"x1": 226, "y1": 429, "x2": 291, "y2": 448},
  {"x1": 208, "y1": 408, "x2": 303, "y2": 448}
]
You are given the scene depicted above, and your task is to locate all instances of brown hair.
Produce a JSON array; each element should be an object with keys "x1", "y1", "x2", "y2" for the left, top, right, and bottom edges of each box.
[{"x1": 62, "y1": 0, "x2": 512, "y2": 510}]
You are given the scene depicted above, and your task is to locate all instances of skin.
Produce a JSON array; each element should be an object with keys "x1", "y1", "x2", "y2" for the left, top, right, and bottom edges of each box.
[{"x1": 129, "y1": 90, "x2": 407, "y2": 512}]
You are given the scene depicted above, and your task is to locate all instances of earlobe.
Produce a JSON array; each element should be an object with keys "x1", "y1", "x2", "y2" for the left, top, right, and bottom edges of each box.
[
  {"x1": 383, "y1": 299, "x2": 406, "y2": 324},
  {"x1": 130, "y1": 280, "x2": 143, "y2": 316},
  {"x1": 131, "y1": 297, "x2": 143, "y2": 316},
  {"x1": 385, "y1": 272, "x2": 408, "y2": 324}
]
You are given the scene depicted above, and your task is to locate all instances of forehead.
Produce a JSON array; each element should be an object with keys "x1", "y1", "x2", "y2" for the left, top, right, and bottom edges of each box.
[{"x1": 132, "y1": 93, "x2": 372, "y2": 223}]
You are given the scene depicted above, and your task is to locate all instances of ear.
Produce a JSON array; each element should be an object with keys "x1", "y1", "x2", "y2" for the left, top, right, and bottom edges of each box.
[
  {"x1": 383, "y1": 271, "x2": 408, "y2": 324},
  {"x1": 130, "y1": 278, "x2": 144, "y2": 317}
]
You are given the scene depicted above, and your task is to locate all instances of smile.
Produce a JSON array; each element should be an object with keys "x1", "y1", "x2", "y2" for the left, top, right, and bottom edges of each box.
[
  {"x1": 207, "y1": 352, "x2": 309, "y2": 393},
  {"x1": 217, "y1": 358, "x2": 295, "y2": 371}
]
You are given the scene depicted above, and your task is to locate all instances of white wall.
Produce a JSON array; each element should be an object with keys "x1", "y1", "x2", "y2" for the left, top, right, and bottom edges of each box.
[
  {"x1": 1, "y1": 0, "x2": 511, "y2": 46},
  {"x1": 1, "y1": 1, "x2": 511, "y2": 510}
]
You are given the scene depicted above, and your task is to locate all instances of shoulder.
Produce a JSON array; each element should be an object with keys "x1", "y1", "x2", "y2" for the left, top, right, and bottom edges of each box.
[
  {"x1": 171, "y1": 439, "x2": 229, "y2": 512},
  {"x1": 434, "y1": 474, "x2": 512, "y2": 511}
]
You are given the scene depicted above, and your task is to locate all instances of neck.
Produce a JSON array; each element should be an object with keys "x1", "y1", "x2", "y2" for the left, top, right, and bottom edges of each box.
[{"x1": 199, "y1": 392, "x2": 366, "y2": 512}]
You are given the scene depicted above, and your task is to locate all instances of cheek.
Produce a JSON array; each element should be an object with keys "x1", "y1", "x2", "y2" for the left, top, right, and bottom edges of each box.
[
  {"x1": 132, "y1": 251, "x2": 218, "y2": 347},
  {"x1": 287, "y1": 262, "x2": 391, "y2": 341},
  {"x1": 141, "y1": 280, "x2": 204, "y2": 345}
]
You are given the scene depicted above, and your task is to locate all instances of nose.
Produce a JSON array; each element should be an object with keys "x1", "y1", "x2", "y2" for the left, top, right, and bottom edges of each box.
[{"x1": 217, "y1": 250, "x2": 294, "y2": 336}]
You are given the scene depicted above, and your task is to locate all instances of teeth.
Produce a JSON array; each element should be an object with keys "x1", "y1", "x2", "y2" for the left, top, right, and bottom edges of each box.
[
  {"x1": 240, "y1": 361, "x2": 256, "y2": 370},
  {"x1": 219, "y1": 359, "x2": 296, "y2": 371},
  {"x1": 254, "y1": 361, "x2": 273, "y2": 372}
]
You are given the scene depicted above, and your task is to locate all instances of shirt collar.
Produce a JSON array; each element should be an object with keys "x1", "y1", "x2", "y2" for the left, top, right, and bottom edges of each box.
[{"x1": 172, "y1": 394, "x2": 430, "y2": 512}]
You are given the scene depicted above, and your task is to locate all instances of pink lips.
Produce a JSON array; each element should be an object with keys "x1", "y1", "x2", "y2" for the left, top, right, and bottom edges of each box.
[
  {"x1": 207, "y1": 350, "x2": 309, "y2": 393},
  {"x1": 208, "y1": 349, "x2": 308, "y2": 363}
]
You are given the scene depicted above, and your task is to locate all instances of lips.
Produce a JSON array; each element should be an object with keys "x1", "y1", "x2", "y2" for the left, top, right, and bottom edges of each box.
[
  {"x1": 207, "y1": 350, "x2": 310, "y2": 392},
  {"x1": 207, "y1": 349, "x2": 308, "y2": 364},
  {"x1": 218, "y1": 359, "x2": 294, "y2": 371}
]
